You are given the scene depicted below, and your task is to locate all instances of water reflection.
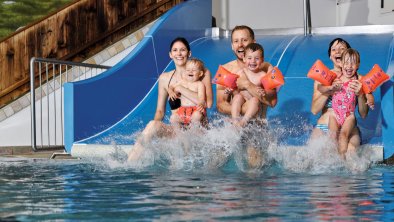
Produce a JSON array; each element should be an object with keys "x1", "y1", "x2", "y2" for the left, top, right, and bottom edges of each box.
[
  {"x1": 0, "y1": 159, "x2": 394, "y2": 221},
  {"x1": 307, "y1": 174, "x2": 382, "y2": 221}
]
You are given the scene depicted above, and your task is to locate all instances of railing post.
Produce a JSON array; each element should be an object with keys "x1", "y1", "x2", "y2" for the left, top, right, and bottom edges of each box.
[
  {"x1": 303, "y1": 0, "x2": 312, "y2": 36},
  {"x1": 29, "y1": 57, "x2": 111, "y2": 152},
  {"x1": 30, "y1": 57, "x2": 37, "y2": 151}
]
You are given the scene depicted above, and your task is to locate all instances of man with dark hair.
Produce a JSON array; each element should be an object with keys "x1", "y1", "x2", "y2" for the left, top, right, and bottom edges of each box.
[
  {"x1": 216, "y1": 25, "x2": 278, "y2": 168},
  {"x1": 217, "y1": 25, "x2": 277, "y2": 116}
]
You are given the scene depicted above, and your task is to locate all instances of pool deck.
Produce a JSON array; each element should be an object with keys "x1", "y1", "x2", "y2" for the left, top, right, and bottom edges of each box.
[{"x1": 0, "y1": 146, "x2": 77, "y2": 159}]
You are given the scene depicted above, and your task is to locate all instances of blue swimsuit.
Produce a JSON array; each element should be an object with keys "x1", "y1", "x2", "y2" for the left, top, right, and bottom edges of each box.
[{"x1": 315, "y1": 96, "x2": 332, "y2": 132}]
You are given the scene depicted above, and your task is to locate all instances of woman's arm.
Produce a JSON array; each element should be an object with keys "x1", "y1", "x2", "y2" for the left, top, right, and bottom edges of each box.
[
  {"x1": 357, "y1": 93, "x2": 369, "y2": 118},
  {"x1": 312, "y1": 78, "x2": 343, "y2": 114},
  {"x1": 174, "y1": 84, "x2": 199, "y2": 104},
  {"x1": 311, "y1": 81, "x2": 330, "y2": 115},
  {"x1": 175, "y1": 69, "x2": 213, "y2": 108},
  {"x1": 197, "y1": 82, "x2": 206, "y2": 106},
  {"x1": 174, "y1": 82, "x2": 206, "y2": 106},
  {"x1": 154, "y1": 75, "x2": 169, "y2": 121},
  {"x1": 201, "y1": 69, "x2": 213, "y2": 108}
]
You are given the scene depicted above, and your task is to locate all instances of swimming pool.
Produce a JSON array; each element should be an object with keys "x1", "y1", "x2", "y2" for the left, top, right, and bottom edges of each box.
[{"x1": 1, "y1": 136, "x2": 394, "y2": 221}]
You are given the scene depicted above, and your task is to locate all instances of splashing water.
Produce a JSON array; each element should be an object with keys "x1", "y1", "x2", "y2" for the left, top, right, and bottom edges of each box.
[
  {"x1": 143, "y1": 118, "x2": 240, "y2": 171},
  {"x1": 271, "y1": 132, "x2": 373, "y2": 174},
  {"x1": 103, "y1": 117, "x2": 375, "y2": 174}
]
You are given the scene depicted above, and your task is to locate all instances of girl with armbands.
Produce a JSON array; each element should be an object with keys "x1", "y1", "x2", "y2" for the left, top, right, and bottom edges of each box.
[
  {"x1": 328, "y1": 49, "x2": 370, "y2": 159},
  {"x1": 310, "y1": 38, "x2": 371, "y2": 157}
]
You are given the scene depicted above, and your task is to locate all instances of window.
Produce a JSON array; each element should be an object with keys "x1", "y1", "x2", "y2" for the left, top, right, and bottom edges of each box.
[{"x1": 381, "y1": 0, "x2": 394, "y2": 13}]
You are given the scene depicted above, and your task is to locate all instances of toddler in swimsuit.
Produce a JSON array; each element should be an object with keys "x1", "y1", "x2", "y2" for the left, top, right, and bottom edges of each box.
[
  {"x1": 168, "y1": 58, "x2": 206, "y2": 126},
  {"x1": 328, "y1": 48, "x2": 372, "y2": 159},
  {"x1": 230, "y1": 43, "x2": 268, "y2": 127}
]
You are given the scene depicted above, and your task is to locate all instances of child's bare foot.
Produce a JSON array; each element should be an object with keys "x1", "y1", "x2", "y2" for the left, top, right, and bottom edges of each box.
[
  {"x1": 238, "y1": 118, "x2": 248, "y2": 128},
  {"x1": 230, "y1": 118, "x2": 243, "y2": 129},
  {"x1": 231, "y1": 117, "x2": 248, "y2": 128}
]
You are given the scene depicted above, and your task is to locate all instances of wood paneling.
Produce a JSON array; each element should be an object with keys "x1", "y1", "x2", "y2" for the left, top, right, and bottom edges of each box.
[{"x1": 0, "y1": 0, "x2": 184, "y2": 108}]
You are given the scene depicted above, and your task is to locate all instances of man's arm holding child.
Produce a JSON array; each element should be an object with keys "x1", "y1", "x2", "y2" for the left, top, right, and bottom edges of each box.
[
  {"x1": 216, "y1": 84, "x2": 232, "y2": 115},
  {"x1": 260, "y1": 88, "x2": 277, "y2": 107},
  {"x1": 237, "y1": 68, "x2": 277, "y2": 107}
]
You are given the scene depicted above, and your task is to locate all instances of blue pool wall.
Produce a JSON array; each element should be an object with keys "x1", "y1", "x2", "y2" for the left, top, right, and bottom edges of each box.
[{"x1": 64, "y1": 0, "x2": 394, "y2": 159}]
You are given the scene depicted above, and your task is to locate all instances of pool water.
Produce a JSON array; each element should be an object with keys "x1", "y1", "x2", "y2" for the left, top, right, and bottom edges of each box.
[
  {"x1": 0, "y1": 122, "x2": 391, "y2": 221},
  {"x1": 1, "y1": 149, "x2": 394, "y2": 221}
]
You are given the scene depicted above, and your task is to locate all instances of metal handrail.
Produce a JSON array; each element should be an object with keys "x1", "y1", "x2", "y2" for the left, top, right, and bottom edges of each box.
[
  {"x1": 30, "y1": 57, "x2": 111, "y2": 151},
  {"x1": 303, "y1": 0, "x2": 312, "y2": 36}
]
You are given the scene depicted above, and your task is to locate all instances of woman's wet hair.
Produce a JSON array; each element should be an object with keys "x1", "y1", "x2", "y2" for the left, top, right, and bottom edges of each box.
[
  {"x1": 170, "y1": 37, "x2": 190, "y2": 52},
  {"x1": 328, "y1": 38, "x2": 351, "y2": 57}
]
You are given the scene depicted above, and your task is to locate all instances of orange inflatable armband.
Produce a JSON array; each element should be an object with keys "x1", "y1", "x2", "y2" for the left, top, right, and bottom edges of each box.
[
  {"x1": 212, "y1": 65, "x2": 239, "y2": 89},
  {"x1": 307, "y1": 60, "x2": 336, "y2": 86},
  {"x1": 360, "y1": 64, "x2": 390, "y2": 94},
  {"x1": 260, "y1": 66, "x2": 285, "y2": 90}
]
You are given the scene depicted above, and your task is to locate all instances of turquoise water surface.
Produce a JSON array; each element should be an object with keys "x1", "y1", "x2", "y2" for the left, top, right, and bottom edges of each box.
[{"x1": 1, "y1": 127, "x2": 394, "y2": 222}]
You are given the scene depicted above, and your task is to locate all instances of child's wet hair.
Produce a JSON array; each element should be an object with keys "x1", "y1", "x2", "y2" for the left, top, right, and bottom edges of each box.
[
  {"x1": 245, "y1": 43, "x2": 264, "y2": 58},
  {"x1": 187, "y1": 57, "x2": 205, "y2": 71},
  {"x1": 231, "y1": 25, "x2": 255, "y2": 41},
  {"x1": 170, "y1": 37, "x2": 190, "y2": 52},
  {"x1": 341, "y1": 48, "x2": 360, "y2": 66},
  {"x1": 328, "y1": 38, "x2": 351, "y2": 57}
]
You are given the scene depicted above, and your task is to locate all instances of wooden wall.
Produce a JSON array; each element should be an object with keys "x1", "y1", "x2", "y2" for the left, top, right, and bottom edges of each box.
[{"x1": 0, "y1": 0, "x2": 184, "y2": 108}]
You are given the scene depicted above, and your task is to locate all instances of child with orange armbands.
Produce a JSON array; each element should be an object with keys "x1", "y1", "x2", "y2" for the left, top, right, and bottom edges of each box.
[
  {"x1": 327, "y1": 49, "x2": 372, "y2": 159},
  {"x1": 168, "y1": 58, "x2": 206, "y2": 126},
  {"x1": 309, "y1": 38, "x2": 375, "y2": 163},
  {"x1": 228, "y1": 42, "x2": 276, "y2": 127}
]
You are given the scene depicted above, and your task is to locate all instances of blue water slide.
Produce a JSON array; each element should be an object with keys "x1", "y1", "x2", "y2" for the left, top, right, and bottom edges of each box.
[
  {"x1": 381, "y1": 37, "x2": 394, "y2": 159},
  {"x1": 64, "y1": 0, "x2": 394, "y2": 160},
  {"x1": 64, "y1": 0, "x2": 212, "y2": 151}
]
